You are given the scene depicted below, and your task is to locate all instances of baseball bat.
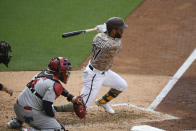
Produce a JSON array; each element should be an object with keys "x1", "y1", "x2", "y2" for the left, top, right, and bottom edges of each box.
[{"x1": 62, "y1": 27, "x2": 97, "y2": 38}]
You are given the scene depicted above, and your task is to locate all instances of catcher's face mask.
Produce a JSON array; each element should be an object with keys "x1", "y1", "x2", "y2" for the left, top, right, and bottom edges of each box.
[
  {"x1": 0, "y1": 41, "x2": 12, "y2": 67},
  {"x1": 48, "y1": 57, "x2": 72, "y2": 84},
  {"x1": 59, "y1": 71, "x2": 71, "y2": 84}
]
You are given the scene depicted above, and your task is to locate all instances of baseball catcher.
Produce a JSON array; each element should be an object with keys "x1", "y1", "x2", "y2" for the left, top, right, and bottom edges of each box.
[
  {"x1": 8, "y1": 57, "x2": 86, "y2": 131},
  {"x1": 55, "y1": 17, "x2": 128, "y2": 114},
  {"x1": 0, "y1": 40, "x2": 13, "y2": 96}
]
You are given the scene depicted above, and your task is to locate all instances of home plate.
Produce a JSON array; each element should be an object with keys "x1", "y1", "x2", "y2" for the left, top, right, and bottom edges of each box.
[{"x1": 131, "y1": 125, "x2": 165, "y2": 131}]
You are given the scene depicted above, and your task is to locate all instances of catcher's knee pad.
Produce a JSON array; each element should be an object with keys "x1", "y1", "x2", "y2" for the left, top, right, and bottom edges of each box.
[
  {"x1": 97, "y1": 88, "x2": 122, "y2": 105},
  {"x1": 8, "y1": 118, "x2": 23, "y2": 129}
]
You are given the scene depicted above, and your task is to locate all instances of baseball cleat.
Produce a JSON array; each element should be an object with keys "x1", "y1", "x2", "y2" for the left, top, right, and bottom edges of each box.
[
  {"x1": 8, "y1": 118, "x2": 22, "y2": 129},
  {"x1": 96, "y1": 100, "x2": 115, "y2": 114},
  {"x1": 21, "y1": 128, "x2": 28, "y2": 131},
  {"x1": 21, "y1": 128, "x2": 38, "y2": 131}
]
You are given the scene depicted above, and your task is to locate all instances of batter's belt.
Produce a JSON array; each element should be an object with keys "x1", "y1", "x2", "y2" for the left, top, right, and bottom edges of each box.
[{"x1": 89, "y1": 64, "x2": 105, "y2": 75}]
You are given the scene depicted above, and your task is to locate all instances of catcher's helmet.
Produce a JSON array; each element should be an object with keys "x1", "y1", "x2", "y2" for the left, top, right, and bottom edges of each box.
[
  {"x1": 0, "y1": 40, "x2": 12, "y2": 67},
  {"x1": 48, "y1": 57, "x2": 72, "y2": 83},
  {"x1": 106, "y1": 17, "x2": 128, "y2": 33}
]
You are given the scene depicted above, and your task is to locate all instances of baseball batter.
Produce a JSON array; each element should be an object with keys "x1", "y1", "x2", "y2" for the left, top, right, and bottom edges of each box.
[
  {"x1": 8, "y1": 57, "x2": 75, "y2": 131},
  {"x1": 81, "y1": 17, "x2": 128, "y2": 114},
  {"x1": 55, "y1": 17, "x2": 128, "y2": 114}
]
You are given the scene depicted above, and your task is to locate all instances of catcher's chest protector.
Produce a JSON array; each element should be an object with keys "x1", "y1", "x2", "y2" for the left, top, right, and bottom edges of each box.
[{"x1": 27, "y1": 70, "x2": 63, "y2": 99}]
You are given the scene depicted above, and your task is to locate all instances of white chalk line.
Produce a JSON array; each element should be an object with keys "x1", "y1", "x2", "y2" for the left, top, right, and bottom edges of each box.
[
  {"x1": 89, "y1": 103, "x2": 179, "y2": 119},
  {"x1": 64, "y1": 103, "x2": 179, "y2": 129},
  {"x1": 148, "y1": 48, "x2": 196, "y2": 110}
]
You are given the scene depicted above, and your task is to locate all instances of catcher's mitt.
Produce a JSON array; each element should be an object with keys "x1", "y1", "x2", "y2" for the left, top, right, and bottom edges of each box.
[
  {"x1": 0, "y1": 40, "x2": 12, "y2": 67},
  {"x1": 72, "y1": 95, "x2": 86, "y2": 119}
]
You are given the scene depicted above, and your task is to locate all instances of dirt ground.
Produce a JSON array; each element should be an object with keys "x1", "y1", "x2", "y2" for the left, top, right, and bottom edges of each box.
[
  {"x1": 1, "y1": 0, "x2": 196, "y2": 130},
  {"x1": 149, "y1": 61, "x2": 196, "y2": 131},
  {"x1": 0, "y1": 71, "x2": 169, "y2": 131},
  {"x1": 112, "y1": 0, "x2": 196, "y2": 76}
]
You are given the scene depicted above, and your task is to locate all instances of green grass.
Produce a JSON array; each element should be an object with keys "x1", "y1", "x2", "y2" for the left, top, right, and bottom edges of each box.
[{"x1": 0, "y1": 0, "x2": 144, "y2": 71}]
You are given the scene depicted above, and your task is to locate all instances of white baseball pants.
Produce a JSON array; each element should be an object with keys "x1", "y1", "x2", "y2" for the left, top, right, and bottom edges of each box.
[{"x1": 81, "y1": 63, "x2": 127, "y2": 108}]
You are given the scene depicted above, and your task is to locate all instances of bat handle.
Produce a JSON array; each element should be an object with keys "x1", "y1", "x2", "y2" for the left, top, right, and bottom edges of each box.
[{"x1": 85, "y1": 27, "x2": 97, "y2": 33}]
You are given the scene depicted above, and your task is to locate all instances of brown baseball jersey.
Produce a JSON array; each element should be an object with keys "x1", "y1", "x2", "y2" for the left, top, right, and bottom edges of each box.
[{"x1": 90, "y1": 33, "x2": 122, "y2": 71}]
